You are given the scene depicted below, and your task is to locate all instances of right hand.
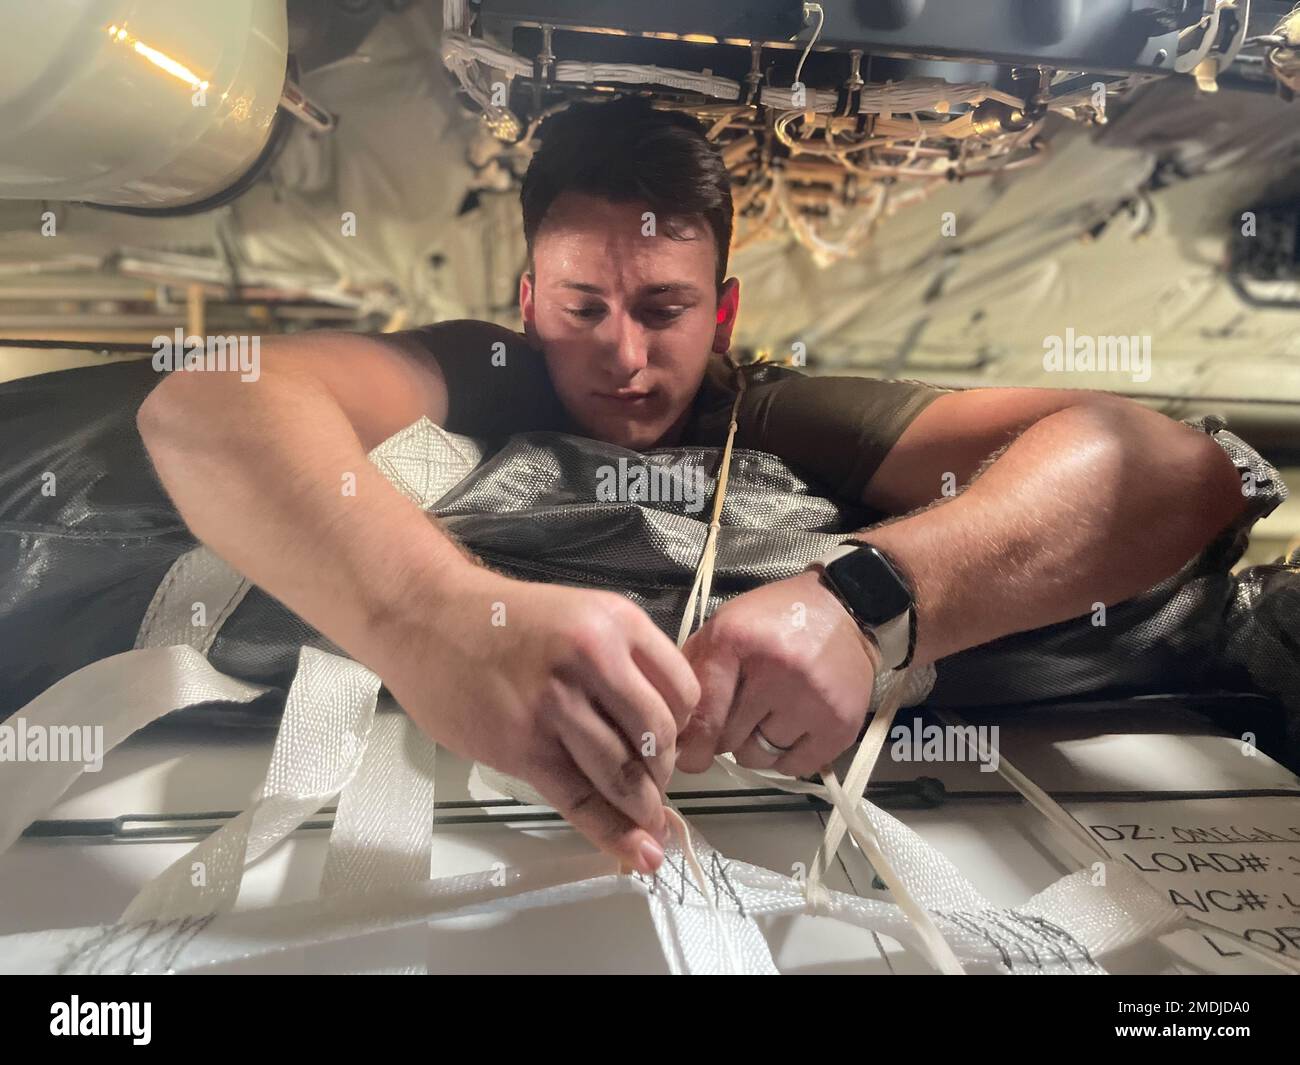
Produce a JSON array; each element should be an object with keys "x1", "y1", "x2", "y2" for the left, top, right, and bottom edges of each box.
[{"x1": 377, "y1": 565, "x2": 700, "y2": 874}]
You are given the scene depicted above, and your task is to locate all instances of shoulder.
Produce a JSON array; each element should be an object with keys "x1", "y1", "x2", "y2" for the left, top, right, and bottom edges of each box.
[
  {"x1": 395, "y1": 319, "x2": 542, "y2": 361},
  {"x1": 694, "y1": 358, "x2": 802, "y2": 411},
  {"x1": 711, "y1": 358, "x2": 944, "y2": 399},
  {"x1": 388, "y1": 320, "x2": 563, "y2": 436},
  {"x1": 722, "y1": 360, "x2": 948, "y2": 419},
  {"x1": 690, "y1": 358, "x2": 950, "y2": 500}
]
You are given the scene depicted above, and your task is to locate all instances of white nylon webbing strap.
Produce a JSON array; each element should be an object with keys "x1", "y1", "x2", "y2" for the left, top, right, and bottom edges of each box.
[
  {"x1": 321, "y1": 707, "x2": 437, "y2": 896},
  {"x1": 472, "y1": 777, "x2": 776, "y2": 974},
  {"x1": 0, "y1": 646, "x2": 268, "y2": 856},
  {"x1": 315, "y1": 707, "x2": 438, "y2": 975},
  {"x1": 0, "y1": 844, "x2": 1176, "y2": 975},
  {"x1": 714, "y1": 745, "x2": 969, "y2": 973},
  {"x1": 120, "y1": 647, "x2": 382, "y2": 923},
  {"x1": 366, "y1": 417, "x2": 485, "y2": 508},
  {"x1": 644, "y1": 821, "x2": 779, "y2": 975},
  {"x1": 134, "y1": 548, "x2": 250, "y2": 652},
  {"x1": 1017, "y1": 862, "x2": 1186, "y2": 959}
]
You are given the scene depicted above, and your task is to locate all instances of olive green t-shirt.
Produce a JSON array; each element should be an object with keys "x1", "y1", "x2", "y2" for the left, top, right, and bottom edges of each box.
[{"x1": 398, "y1": 320, "x2": 948, "y2": 503}]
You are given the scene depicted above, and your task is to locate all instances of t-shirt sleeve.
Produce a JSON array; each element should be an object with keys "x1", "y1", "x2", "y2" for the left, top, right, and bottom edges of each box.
[
  {"x1": 734, "y1": 370, "x2": 949, "y2": 502},
  {"x1": 387, "y1": 319, "x2": 569, "y2": 438}
]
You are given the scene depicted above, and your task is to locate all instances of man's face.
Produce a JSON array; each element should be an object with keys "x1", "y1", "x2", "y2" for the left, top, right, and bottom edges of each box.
[{"x1": 521, "y1": 192, "x2": 738, "y2": 450}]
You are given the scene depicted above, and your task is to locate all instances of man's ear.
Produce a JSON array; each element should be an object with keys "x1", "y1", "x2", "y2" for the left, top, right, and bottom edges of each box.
[
  {"x1": 712, "y1": 277, "x2": 741, "y2": 354},
  {"x1": 520, "y1": 271, "x2": 539, "y2": 343}
]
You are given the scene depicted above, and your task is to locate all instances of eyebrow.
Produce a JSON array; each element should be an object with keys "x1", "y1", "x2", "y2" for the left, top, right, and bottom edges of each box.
[{"x1": 558, "y1": 281, "x2": 702, "y2": 298}]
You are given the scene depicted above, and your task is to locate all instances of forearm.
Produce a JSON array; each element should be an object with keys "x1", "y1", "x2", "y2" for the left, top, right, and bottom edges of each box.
[
  {"x1": 137, "y1": 367, "x2": 476, "y2": 677},
  {"x1": 865, "y1": 401, "x2": 1246, "y2": 665}
]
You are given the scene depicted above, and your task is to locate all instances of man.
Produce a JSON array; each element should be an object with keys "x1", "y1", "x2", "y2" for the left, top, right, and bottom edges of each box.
[{"x1": 137, "y1": 98, "x2": 1246, "y2": 876}]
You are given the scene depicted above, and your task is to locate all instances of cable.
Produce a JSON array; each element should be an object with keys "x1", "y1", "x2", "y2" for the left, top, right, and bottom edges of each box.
[
  {"x1": 793, "y1": 2, "x2": 825, "y2": 91},
  {"x1": 438, "y1": 13, "x2": 1044, "y2": 262}
]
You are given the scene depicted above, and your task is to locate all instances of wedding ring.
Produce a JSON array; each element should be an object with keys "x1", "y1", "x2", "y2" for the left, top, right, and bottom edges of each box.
[{"x1": 754, "y1": 725, "x2": 793, "y2": 756}]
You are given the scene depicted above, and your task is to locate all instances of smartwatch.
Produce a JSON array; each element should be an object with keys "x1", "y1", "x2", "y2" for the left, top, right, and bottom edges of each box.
[{"x1": 810, "y1": 541, "x2": 916, "y2": 670}]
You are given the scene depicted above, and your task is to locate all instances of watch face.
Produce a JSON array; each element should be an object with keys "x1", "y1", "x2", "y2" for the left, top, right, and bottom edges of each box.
[{"x1": 825, "y1": 546, "x2": 912, "y2": 626}]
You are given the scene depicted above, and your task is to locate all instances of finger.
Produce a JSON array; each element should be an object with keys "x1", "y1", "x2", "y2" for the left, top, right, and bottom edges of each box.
[
  {"x1": 774, "y1": 722, "x2": 858, "y2": 778},
  {"x1": 628, "y1": 616, "x2": 701, "y2": 726},
  {"x1": 727, "y1": 660, "x2": 803, "y2": 766},
  {"x1": 734, "y1": 711, "x2": 807, "y2": 770},
  {"x1": 715, "y1": 668, "x2": 768, "y2": 756},
  {"x1": 583, "y1": 660, "x2": 677, "y2": 792},
  {"x1": 531, "y1": 746, "x2": 667, "y2": 874},
  {"x1": 676, "y1": 637, "x2": 740, "y2": 773},
  {"x1": 559, "y1": 696, "x2": 668, "y2": 841},
  {"x1": 771, "y1": 675, "x2": 872, "y2": 777}
]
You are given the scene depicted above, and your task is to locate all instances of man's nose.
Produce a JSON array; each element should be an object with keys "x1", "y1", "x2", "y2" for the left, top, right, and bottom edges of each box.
[{"x1": 609, "y1": 315, "x2": 650, "y2": 379}]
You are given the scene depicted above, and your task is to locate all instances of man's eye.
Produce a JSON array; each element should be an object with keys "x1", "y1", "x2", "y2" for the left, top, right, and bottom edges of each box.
[
  {"x1": 566, "y1": 307, "x2": 605, "y2": 320},
  {"x1": 646, "y1": 306, "x2": 687, "y2": 323}
]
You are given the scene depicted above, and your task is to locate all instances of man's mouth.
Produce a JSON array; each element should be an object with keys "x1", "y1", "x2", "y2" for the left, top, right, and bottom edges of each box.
[{"x1": 593, "y1": 389, "x2": 654, "y2": 406}]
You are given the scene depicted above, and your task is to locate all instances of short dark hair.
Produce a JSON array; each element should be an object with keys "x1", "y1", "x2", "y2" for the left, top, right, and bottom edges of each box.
[{"x1": 520, "y1": 97, "x2": 734, "y2": 290}]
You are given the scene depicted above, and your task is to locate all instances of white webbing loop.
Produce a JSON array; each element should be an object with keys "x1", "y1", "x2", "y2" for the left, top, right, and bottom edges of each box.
[
  {"x1": 313, "y1": 708, "x2": 438, "y2": 974},
  {"x1": 120, "y1": 648, "x2": 382, "y2": 923},
  {"x1": 0, "y1": 646, "x2": 268, "y2": 856},
  {"x1": 320, "y1": 709, "x2": 438, "y2": 897}
]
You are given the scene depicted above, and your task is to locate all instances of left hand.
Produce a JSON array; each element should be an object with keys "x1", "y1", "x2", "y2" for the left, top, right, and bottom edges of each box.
[{"x1": 677, "y1": 569, "x2": 880, "y2": 777}]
